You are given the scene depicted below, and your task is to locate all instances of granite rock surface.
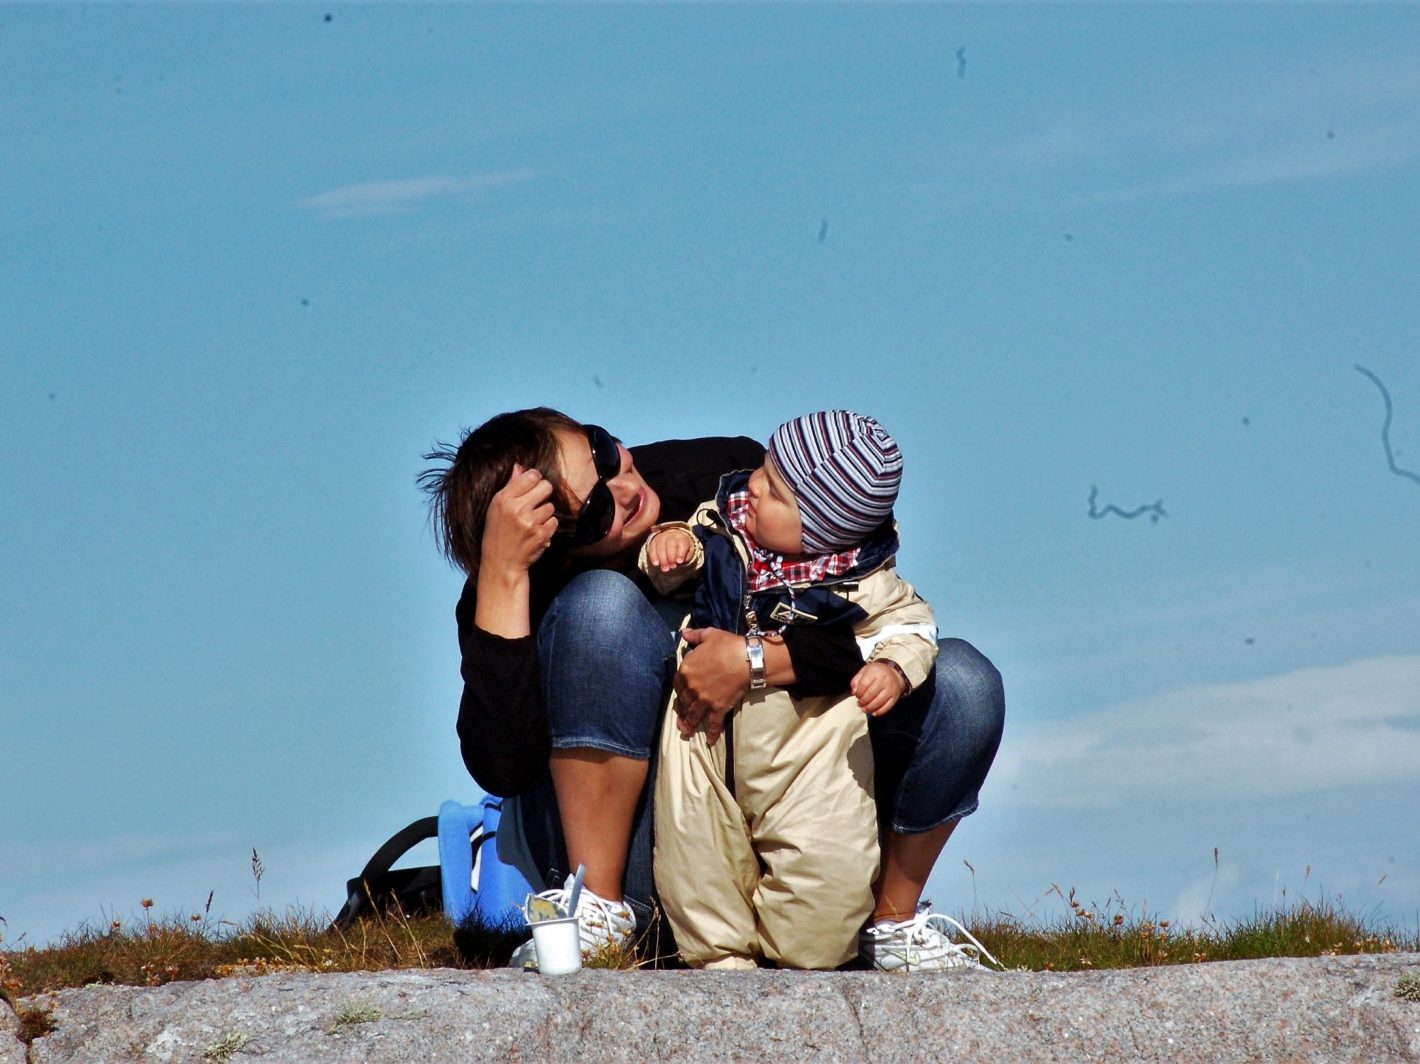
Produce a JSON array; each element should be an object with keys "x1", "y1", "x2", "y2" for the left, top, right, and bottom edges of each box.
[
  {"x1": 8, "y1": 953, "x2": 1420, "y2": 1063},
  {"x1": 1, "y1": 998, "x2": 26, "y2": 1064}
]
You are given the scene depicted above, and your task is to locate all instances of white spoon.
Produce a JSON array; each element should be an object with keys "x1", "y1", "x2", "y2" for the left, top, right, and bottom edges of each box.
[{"x1": 565, "y1": 863, "x2": 587, "y2": 918}]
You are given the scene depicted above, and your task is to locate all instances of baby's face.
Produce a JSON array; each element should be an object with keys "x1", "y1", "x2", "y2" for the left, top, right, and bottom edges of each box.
[{"x1": 744, "y1": 455, "x2": 804, "y2": 556}]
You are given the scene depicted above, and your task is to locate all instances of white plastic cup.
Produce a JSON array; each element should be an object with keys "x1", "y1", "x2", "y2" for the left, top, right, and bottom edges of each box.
[{"x1": 529, "y1": 916, "x2": 583, "y2": 975}]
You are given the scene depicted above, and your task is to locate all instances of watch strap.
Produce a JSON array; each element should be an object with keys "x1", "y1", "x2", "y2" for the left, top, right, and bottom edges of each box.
[{"x1": 745, "y1": 635, "x2": 767, "y2": 690}]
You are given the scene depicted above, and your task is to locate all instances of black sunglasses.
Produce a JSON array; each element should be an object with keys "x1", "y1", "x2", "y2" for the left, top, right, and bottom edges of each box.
[{"x1": 560, "y1": 424, "x2": 621, "y2": 547}]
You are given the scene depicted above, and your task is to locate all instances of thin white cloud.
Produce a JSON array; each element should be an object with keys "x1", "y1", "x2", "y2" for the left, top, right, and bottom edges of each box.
[
  {"x1": 298, "y1": 170, "x2": 538, "y2": 219},
  {"x1": 995, "y1": 653, "x2": 1420, "y2": 808},
  {"x1": 1096, "y1": 119, "x2": 1420, "y2": 203},
  {"x1": 1003, "y1": 47, "x2": 1420, "y2": 202}
]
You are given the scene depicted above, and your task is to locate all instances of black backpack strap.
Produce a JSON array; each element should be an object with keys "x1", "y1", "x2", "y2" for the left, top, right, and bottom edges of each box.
[
  {"x1": 330, "y1": 815, "x2": 439, "y2": 930},
  {"x1": 356, "y1": 815, "x2": 440, "y2": 884}
]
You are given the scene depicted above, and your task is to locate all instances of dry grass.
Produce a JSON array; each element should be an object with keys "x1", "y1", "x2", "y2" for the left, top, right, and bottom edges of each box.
[
  {"x1": 0, "y1": 897, "x2": 677, "y2": 1000},
  {"x1": 0, "y1": 902, "x2": 469, "y2": 1000},
  {"x1": 959, "y1": 885, "x2": 1416, "y2": 973},
  {"x1": 12, "y1": 1000, "x2": 56, "y2": 1043},
  {"x1": 584, "y1": 904, "x2": 678, "y2": 970},
  {"x1": 3, "y1": 886, "x2": 1415, "y2": 1000}
]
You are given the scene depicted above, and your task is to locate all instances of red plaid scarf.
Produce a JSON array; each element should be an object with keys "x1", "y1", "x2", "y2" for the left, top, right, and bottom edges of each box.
[{"x1": 724, "y1": 489, "x2": 861, "y2": 593}]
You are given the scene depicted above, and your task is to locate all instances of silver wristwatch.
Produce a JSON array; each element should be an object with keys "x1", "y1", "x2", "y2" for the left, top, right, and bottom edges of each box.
[{"x1": 745, "y1": 635, "x2": 767, "y2": 690}]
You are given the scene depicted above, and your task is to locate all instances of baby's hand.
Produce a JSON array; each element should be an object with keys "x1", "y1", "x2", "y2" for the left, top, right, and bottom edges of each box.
[
  {"x1": 851, "y1": 660, "x2": 909, "y2": 717},
  {"x1": 647, "y1": 527, "x2": 697, "y2": 573}
]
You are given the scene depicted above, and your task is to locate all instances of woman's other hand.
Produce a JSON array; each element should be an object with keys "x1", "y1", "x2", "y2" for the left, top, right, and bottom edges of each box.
[
  {"x1": 474, "y1": 464, "x2": 558, "y2": 639},
  {"x1": 673, "y1": 627, "x2": 752, "y2": 746},
  {"x1": 482, "y1": 464, "x2": 559, "y2": 574}
]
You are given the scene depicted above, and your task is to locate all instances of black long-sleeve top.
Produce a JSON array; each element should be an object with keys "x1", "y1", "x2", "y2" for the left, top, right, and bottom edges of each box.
[{"x1": 454, "y1": 435, "x2": 867, "y2": 796}]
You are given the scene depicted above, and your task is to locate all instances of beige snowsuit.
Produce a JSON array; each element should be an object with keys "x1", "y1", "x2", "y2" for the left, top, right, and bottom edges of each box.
[{"x1": 641, "y1": 507, "x2": 937, "y2": 970}]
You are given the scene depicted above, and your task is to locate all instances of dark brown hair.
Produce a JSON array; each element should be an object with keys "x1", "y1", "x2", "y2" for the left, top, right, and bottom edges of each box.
[{"x1": 418, "y1": 407, "x2": 584, "y2": 577}]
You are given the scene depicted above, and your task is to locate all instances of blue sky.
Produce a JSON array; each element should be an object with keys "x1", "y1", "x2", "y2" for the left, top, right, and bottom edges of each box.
[{"x1": 3, "y1": 4, "x2": 1418, "y2": 948}]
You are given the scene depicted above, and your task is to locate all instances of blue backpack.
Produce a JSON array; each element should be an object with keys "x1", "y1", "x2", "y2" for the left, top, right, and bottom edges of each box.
[{"x1": 331, "y1": 795, "x2": 535, "y2": 930}]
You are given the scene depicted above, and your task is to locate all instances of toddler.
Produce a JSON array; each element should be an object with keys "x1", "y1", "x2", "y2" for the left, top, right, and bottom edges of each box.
[{"x1": 642, "y1": 411, "x2": 937, "y2": 969}]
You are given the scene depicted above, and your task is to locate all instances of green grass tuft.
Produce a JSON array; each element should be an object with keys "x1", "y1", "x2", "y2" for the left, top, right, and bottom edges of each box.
[
  {"x1": 329, "y1": 999, "x2": 382, "y2": 1030},
  {"x1": 203, "y1": 1031, "x2": 249, "y2": 1061}
]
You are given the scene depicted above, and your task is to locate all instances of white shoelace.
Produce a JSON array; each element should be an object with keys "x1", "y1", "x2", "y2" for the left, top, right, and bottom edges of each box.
[
  {"x1": 916, "y1": 910, "x2": 1001, "y2": 969},
  {"x1": 872, "y1": 906, "x2": 1003, "y2": 970},
  {"x1": 533, "y1": 879, "x2": 635, "y2": 949}
]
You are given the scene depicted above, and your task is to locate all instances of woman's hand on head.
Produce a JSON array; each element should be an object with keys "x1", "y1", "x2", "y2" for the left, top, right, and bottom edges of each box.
[
  {"x1": 481, "y1": 463, "x2": 559, "y2": 576},
  {"x1": 673, "y1": 627, "x2": 752, "y2": 746}
]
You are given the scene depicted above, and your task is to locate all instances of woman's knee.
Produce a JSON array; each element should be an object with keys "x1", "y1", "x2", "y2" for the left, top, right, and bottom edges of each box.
[
  {"x1": 541, "y1": 570, "x2": 649, "y2": 644},
  {"x1": 538, "y1": 570, "x2": 674, "y2": 754},
  {"x1": 540, "y1": 571, "x2": 672, "y2": 668},
  {"x1": 874, "y1": 638, "x2": 1004, "y2": 833},
  {"x1": 935, "y1": 638, "x2": 1005, "y2": 742}
]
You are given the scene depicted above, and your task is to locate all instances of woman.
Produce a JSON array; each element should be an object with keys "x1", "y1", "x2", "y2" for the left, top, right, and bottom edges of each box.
[{"x1": 420, "y1": 407, "x2": 1004, "y2": 969}]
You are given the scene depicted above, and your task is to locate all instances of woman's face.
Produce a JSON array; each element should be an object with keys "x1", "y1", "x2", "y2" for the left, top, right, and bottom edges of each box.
[{"x1": 555, "y1": 427, "x2": 662, "y2": 559}]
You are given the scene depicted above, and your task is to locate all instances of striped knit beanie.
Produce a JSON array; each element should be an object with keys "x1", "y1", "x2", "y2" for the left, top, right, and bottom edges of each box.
[{"x1": 766, "y1": 410, "x2": 902, "y2": 554}]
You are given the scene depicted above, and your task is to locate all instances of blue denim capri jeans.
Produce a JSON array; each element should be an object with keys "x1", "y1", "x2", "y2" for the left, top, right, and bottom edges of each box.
[{"x1": 516, "y1": 570, "x2": 1005, "y2": 928}]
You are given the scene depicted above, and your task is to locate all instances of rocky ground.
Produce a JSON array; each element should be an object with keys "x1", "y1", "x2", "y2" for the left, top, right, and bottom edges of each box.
[{"x1": 6, "y1": 953, "x2": 1420, "y2": 1062}]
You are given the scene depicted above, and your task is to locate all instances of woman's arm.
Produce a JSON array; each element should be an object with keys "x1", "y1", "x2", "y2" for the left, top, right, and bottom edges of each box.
[
  {"x1": 456, "y1": 611, "x2": 551, "y2": 796},
  {"x1": 779, "y1": 624, "x2": 867, "y2": 695},
  {"x1": 456, "y1": 465, "x2": 561, "y2": 796},
  {"x1": 673, "y1": 624, "x2": 866, "y2": 745}
]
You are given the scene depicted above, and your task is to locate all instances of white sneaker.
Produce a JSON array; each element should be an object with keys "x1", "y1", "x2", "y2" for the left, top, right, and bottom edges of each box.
[
  {"x1": 859, "y1": 903, "x2": 1000, "y2": 972},
  {"x1": 508, "y1": 876, "x2": 637, "y2": 969}
]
